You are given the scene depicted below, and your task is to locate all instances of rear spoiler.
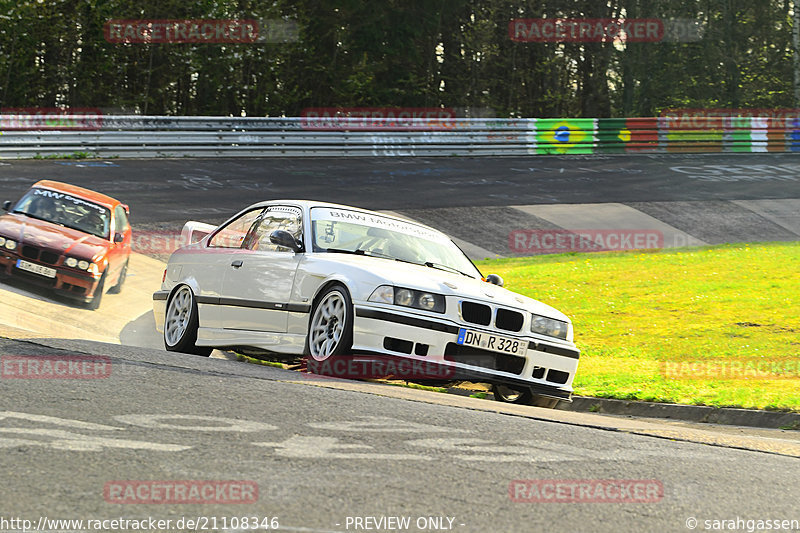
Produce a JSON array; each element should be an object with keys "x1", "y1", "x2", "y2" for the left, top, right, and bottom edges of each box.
[{"x1": 180, "y1": 221, "x2": 216, "y2": 246}]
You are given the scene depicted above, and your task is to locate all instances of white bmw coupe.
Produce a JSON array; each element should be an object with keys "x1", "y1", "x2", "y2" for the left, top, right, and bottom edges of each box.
[{"x1": 153, "y1": 200, "x2": 579, "y2": 406}]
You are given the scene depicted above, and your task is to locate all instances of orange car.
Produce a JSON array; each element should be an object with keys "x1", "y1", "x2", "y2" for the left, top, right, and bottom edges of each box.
[{"x1": 0, "y1": 180, "x2": 131, "y2": 309}]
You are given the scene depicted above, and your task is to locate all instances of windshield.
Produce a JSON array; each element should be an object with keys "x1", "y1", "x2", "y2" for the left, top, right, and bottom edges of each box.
[
  {"x1": 13, "y1": 188, "x2": 111, "y2": 239},
  {"x1": 310, "y1": 207, "x2": 481, "y2": 279}
]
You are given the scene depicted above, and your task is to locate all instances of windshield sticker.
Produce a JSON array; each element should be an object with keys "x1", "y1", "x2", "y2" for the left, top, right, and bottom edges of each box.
[
  {"x1": 33, "y1": 188, "x2": 107, "y2": 215},
  {"x1": 314, "y1": 208, "x2": 446, "y2": 242}
]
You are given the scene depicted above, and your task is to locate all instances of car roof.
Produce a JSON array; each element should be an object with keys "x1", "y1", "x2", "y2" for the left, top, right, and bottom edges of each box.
[{"x1": 31, "y1": 180, "x2": 121, "y2": 210}]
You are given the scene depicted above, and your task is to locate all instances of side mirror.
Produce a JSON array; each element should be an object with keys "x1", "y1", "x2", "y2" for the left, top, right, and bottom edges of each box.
[
  {"x1": 485, "y1": 274, "x2": 504, "y2": 287},
  {"x1": 2, "y1": 201, "x2": 10, "y2": 212},
  {"x1": 121, "y1": 203, "x2": 130, "y2": 215},
  {"x1": 114, "y1": 232, "x2": 124, "y2": 243},
  {"x1": 270, "y1": 230, "x2": 303, "y2": 252}
]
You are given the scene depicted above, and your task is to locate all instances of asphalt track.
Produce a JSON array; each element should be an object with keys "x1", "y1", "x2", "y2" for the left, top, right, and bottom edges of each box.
[
  {"x1": 1, "y1": 154, "x2": 800, "y2": 532},
  {"x1": 2, "y1": 336, "x2": 800, "y2": 533},
  {"x1": 2, "y1": 154, "x2": 799, "y2": 220},
  {"x1": 2, "y1": 153, "x2": 798, "y2": 259}
]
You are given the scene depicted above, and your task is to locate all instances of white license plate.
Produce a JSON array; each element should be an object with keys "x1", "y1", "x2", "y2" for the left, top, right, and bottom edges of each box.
[
  {"x1": 457, "y1": 328, "x2": 527, "y2": 357},
  {"x1": 16, "y1": 259, "x2": 57, "y2": 278}
]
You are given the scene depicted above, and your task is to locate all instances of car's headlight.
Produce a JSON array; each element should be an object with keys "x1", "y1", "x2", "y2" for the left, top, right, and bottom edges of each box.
[
  {"x1": 368, "y1": 285, "x2": 445, "y2": 313},
  {"x1": 0, "y1": 237, "x2": 5, "y2": 247},
  {"x1": 4, "y1": 239, "x2": 17, "y2": 250},
  {"x1": 530, "y1": 314, "x2": 569, "y2": 340},
  {"x1": 65, "y1": 257, "x2": 98, "y2": 273}
]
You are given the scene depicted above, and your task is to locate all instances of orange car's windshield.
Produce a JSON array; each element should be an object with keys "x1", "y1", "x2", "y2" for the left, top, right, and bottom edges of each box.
[{"x1": 13, "y1": 188, "x2": 111, "y2": 239}]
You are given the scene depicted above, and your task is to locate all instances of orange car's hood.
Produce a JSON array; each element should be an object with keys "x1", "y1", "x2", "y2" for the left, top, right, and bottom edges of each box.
[{"x1": 0, "y1": 213, "x2": 110, "y2": 260}]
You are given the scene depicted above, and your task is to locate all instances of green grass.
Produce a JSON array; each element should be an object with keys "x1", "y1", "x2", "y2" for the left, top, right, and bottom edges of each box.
[
  {"x1": 477, "y1": 242, "x2": 800, "y2": 412},
  {"x1": 235, "y1": 353, "x2": 286, "y2": 368}
]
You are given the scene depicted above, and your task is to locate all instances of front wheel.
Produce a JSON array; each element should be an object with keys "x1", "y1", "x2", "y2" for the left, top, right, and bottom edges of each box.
[
  {"x1": 164, "y1": 285, "x2": 212, "y2": 356},
  {"x1": 85, "y1": 273, "x2": 105, "y2": 310},
  {"x1": 108, "y1": 259, "x2": 128, "y2": 294},
  {"x1": 306, "y1": 284, "x2": 353, "y2": 361}
]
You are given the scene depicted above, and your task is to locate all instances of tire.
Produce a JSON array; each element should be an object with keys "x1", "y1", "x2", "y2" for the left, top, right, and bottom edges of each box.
[
  {"x1": 164, "y1": 285, "x2": 212, "y2": 356},
  {"x1": 86, "y1": 273, "x2": 105, "y2": 310},
  {"x1": 306, "y1": 284, "x2": 353, "y2": 361},
  {"x1": 107, "y1": 259, "x2": 128, "y2": 294}
]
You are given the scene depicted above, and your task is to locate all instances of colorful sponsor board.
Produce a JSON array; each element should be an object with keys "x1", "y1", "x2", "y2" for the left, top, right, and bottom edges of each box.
[
  {"x1": 661, "y1": 108, "x2": 800, "y2": 129},
  {"x1": 597, "y1": 118, "x2": 658, "y2": 153},
  {"x1": 660, "y1": 109, "x2": 794, "y2": 152},
  {"x1": 534, "y1": 118, "x2": 596, "y2": 154}
]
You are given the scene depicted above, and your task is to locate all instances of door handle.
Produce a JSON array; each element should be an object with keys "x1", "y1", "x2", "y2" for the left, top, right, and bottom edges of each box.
[{"x1": 230, "y1": 259, "x2": 243, "y2": 268}]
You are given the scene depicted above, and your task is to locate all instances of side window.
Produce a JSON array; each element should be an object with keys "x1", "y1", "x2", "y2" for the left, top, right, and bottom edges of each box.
[
  {"x1": 114, "y1": 205, "x2": 130, "y2": 234},
  {"x1": 208, "y1": 208, "x2": 264, "y2": 249},
  {"x1": 244, "y1": 206, "x2": 303, "y2": 252}
]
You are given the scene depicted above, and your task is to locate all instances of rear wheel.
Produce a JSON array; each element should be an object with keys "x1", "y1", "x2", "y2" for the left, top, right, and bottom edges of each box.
[{"x1": 164, "y1": 285, "x2": 212, "y2": 356}]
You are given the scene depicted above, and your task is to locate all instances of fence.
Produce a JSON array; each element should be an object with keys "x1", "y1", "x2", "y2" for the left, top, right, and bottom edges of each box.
[{"x1": 1, "y1": 115, "x2": 799, "y2": 158}]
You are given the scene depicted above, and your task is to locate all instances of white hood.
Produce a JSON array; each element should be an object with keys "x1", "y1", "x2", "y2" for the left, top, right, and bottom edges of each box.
[{"x1": 310, "y1": 253, "x2": 570, "y2": 322}]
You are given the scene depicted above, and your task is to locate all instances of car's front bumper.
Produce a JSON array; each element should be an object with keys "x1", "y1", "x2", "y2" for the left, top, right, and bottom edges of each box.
[
  {"x1": 0, "y1": 253, "x2": 102, "y2": 302},
  {"x1": 352, "y1": 303, "x2": 579, "y2": 400}
]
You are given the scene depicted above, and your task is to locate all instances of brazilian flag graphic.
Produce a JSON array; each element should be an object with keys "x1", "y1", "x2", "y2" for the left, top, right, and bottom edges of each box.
[{"x1": 535, "y1": 119, "x2": 596, "y2": 154}]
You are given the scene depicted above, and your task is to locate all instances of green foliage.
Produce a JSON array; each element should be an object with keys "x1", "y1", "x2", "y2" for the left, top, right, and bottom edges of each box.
[
  {"x1": 0, "y1": 0, "x2": 796, "y2": 116},
  {"x1": 477, "y1": 242, "x2": 800, "y2": 411}
]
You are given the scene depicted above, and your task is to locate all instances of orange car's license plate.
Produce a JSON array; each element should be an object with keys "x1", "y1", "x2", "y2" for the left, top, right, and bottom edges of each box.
[{"x1": 16, "y1": 259, "x2": 57, "y2": 278}]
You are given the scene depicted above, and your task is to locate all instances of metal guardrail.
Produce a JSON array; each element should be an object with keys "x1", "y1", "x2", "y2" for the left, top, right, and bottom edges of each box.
[{"x1": 1, "y1": 115, "x2": 798, "y2": 158}]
